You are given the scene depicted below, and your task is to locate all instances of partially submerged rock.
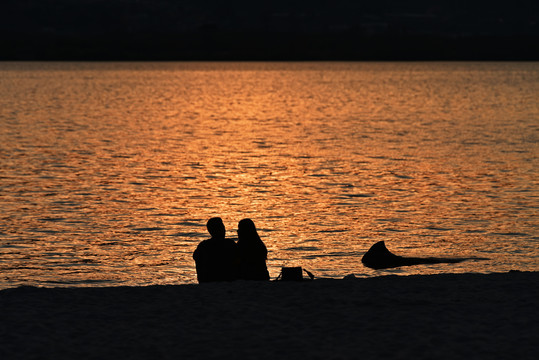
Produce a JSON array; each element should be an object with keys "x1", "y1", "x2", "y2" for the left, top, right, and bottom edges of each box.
[{"x1": 361, "y1": 241, "x2": 481, "y2": 269}]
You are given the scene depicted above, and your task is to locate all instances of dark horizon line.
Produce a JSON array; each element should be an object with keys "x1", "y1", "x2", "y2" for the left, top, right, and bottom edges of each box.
[{"x1": 3, "y1": 34, "x2": 538, "y2": 61}]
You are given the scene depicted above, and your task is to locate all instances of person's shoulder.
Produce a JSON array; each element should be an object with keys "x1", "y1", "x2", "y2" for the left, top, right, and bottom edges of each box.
[
  {"x1": 193, "y1": 239, "x2": 212, "y2": 260},
  {"x1": 194, "y1": 239, "x2": 212, "y2": 252},
  {"x1": 198, "y1": 238, "x2": 213, "y2": 247}
]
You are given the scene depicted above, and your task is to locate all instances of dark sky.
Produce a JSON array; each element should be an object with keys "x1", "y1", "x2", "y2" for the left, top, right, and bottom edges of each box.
[{"x1": 1, "y1": 0, "x2": 538, "y2": 60}]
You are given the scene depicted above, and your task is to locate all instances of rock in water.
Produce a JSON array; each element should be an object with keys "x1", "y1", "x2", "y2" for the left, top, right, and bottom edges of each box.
[{"x1": 361, "y1": 241, "x2": 471, "y2": 269}]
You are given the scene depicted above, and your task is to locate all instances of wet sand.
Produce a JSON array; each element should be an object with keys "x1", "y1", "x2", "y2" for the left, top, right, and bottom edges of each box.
[{"x1": 1, "y1": 271, "x2": 537, "y2": 360}]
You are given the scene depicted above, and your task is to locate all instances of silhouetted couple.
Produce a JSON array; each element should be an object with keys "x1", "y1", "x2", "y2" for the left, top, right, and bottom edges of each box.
[{"x1": 193, "y1": 217, "x2": 270, "y2": 283}]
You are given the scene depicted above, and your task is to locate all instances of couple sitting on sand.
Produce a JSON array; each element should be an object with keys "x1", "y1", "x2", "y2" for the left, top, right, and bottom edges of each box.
[{"x1": 193, "y1": 217, "x2": 270, "y2": 283}]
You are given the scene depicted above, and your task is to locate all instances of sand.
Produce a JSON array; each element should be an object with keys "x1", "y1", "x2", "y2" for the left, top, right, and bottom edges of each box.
[{"x1": 1, "y1": 271, "x2": 537, "y2": 360}]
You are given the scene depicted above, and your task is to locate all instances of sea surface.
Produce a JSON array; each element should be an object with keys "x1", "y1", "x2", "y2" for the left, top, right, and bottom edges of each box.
[{"x1": 0, "y1": 62, "x2": 537, "y2": 288}]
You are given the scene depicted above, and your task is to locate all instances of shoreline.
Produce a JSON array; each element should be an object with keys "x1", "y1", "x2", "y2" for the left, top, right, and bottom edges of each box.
[{"x1": 1, "y1": 271, "x2": 537, "y2": 359}]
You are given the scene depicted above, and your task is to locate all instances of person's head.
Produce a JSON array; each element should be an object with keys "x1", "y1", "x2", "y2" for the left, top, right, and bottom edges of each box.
[
  {"x1": 237, "y1": 218, "x2": 258, "y2": 239},
  {"x1": 207, "y1": 217, "x2": 225, "y2": 239}
]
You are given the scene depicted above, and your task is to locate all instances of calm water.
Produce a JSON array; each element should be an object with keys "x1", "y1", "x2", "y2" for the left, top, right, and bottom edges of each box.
[{"x1": 0, "y1": 62, "x2": 537, "y2": 288}]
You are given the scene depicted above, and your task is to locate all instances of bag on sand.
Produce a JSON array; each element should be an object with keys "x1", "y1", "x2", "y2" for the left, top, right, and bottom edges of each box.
[{"x1": 276, "y1": 267, "x2": 314, "y2": 281}]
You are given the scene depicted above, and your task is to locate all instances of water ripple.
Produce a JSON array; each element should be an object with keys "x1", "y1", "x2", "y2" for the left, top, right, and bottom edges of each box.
[{"x1": 1, "y1": 61, "x2": 537, "y2": 288}]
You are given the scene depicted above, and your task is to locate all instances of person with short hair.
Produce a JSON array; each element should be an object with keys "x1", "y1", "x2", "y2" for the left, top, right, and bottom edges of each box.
[{"x1": 193, "y1": 217, "x2": 238, "y2": 283}]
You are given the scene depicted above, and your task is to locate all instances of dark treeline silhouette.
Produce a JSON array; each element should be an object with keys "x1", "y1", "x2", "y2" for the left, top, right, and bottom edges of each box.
[{"x1": 1, "y1": 0, "x2": 538, "y2": 60}]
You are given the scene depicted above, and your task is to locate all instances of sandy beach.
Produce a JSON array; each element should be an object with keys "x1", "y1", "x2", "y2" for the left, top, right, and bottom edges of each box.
[{"x1": 1, "y1": 271, "x2": 537, "y2": 360}]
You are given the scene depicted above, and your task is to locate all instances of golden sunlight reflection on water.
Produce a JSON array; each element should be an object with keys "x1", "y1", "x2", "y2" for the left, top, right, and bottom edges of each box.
[{"x1": 0, "y1": 62, "x2": 537, "y2": 287}]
